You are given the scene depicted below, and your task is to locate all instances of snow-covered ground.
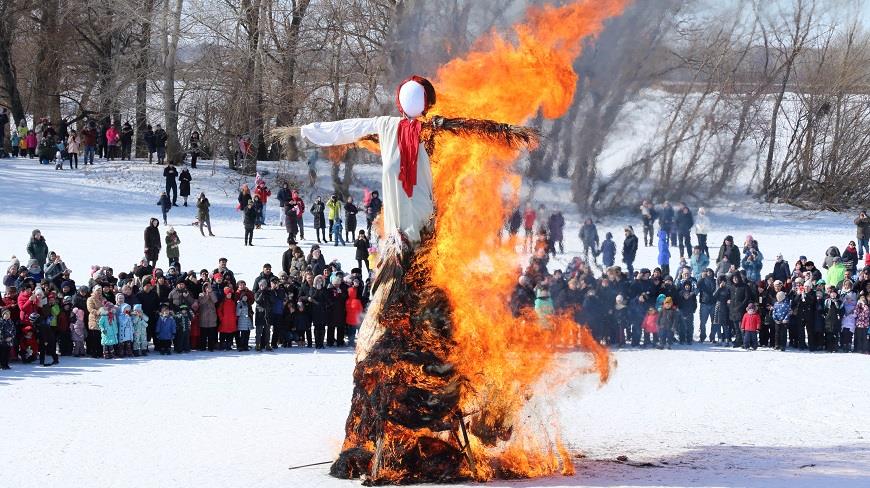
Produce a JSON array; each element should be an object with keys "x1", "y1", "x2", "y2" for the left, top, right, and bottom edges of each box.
[{"x1": 1, "y1": 156, "x2": 869, "y2": 487}]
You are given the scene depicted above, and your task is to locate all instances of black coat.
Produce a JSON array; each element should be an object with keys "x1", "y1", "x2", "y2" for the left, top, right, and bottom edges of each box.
[
  {"x1": 179, "y1": 170, "x2": 192, "y2": 196},
  {"x1": 366, "y1": 197, "x2": 382, "y2": 221},
  {"x1": 717, "y1": 240, "x2": 740, "y2": 266},
  {"x1": 675, "y1": 209, "x2": 694, "y2": 234},
  {"x1": 154, "y1": 129, "x2": 168, "y2": 149},
  {"x1": 344, "y1": 202, "x2": 359, "y2": 231},
  {"x1": 308, "y1": 287, "x2": 329, "y2": 325},
  {"x1": 311, "y1": 201, "x2": 326, "y2": 229},
  {"x1": 727, "y1": 281, "x2": 750, "y2": 322},
  {"x1": 243, "y1": 206, "x2": 258, "y2": 227},
  {"x1": 622, "y1": 234, "x2": 639, "y2": 263},
  {"x1": 144, "y1": 225, "x2": 161, "y2": 260},
  {"x1": 355, "y1": 237, "x2": 370, "y2": 261}
]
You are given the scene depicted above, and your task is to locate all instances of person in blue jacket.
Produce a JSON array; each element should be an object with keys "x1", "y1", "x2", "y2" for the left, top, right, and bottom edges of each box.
[
  {"x1": 657, "y1": 227, "x2": 671, "y2": 277},
  {"x1": 155, "y1": 304, "x2": 177, "y2": 355}
]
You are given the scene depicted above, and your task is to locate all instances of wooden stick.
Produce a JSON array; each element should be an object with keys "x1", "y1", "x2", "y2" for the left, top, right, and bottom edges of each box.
[
  {"x1": 457, "y1": 412, "x2": 478, "y2": 478},
  {"x1": 371, "y1": 435, "x2": 385, "y2": 479},
  {"x1": 287, "y1": 461, "x2": 332, "y2": 470}
]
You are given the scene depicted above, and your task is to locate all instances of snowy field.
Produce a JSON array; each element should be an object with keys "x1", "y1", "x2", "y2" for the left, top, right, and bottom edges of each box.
[{"x1": 1, "y1": 156, "x2": 869, "y2": 488}]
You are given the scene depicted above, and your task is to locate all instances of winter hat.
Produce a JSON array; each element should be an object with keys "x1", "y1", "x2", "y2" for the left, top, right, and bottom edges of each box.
[
  {"x1": 48, "y1": 291, "x2": 57, "y2": 299},
  {"x1": 29, "y1": 312, "x2": 40, "y2": 322},
  {"x1": 133, "y1": 304, "x2": 143, "y2": 313},
  {"x1": 747, "y1": 303, "x2": 757, "y2": 311},
  {"x1": 223, "y1": 287, "x2": 233, "y2": 295},
  {"x1": 773, "y1": 280, "x2": 783, "y2": 286},
  {"x1": 168, "y1": 226, "x2": 176, "y2": 234},
  {"x1": 776, "y1": 291, "x2": 786, "y2": 301},
  {"x1": 606, "y1": 232, "x2": 613, "y2": 239},
  {"x1": 120, "y1": 303, "x2": 131, "y2": 314},
  {"x1": 115, "y1": 293, "x2": 124, "y2": 302},
  {"x1": 62, "y1": 296, "x2": 73, "y2": 305}
]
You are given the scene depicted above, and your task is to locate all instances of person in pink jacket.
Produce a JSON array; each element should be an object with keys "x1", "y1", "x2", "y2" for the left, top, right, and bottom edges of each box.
[
  {"x1": 25, "y1": 130, "x2": 37, "y2": 158},
  {"x1": 105, "y1": 124, "x2": 120, "y2": 161}
]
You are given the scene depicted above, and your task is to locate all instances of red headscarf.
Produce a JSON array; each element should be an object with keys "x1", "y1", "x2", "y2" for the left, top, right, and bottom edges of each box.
[{"x1": 395, "y1": 76, "x2": 435, "y2": 198}]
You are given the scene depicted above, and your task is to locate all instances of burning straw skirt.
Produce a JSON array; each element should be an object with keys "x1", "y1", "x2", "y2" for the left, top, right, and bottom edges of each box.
[{"x1": 329, "y1": 230, "x2": 471, "y2": 484}]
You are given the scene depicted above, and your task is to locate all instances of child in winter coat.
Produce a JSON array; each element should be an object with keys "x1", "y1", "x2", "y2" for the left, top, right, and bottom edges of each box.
[
  {"x1": 25, "y1": 130, "x2": 37, "y2": 158},
  {"x1": 823, "y1": 289, "x2": 843, "y2": 352},
  {"x1": 855, "y1": 297, "x2": 870, "y2": 354},
  {"x1": 840, "y1": 292, "x2": 857, "y2": 352},
  {"x1": 534, "y1": 285, "x2": 554, "y2": 329},
  {"x1": 355, "y1": 231, "x2": 370, "y2": 272},
  {"x1": 98, "y1": 307, "x2": 119, "y2": 359},
  {"x1": 174, "y1": 304, "x2": 193, "y2": 353},
  {"x1": 657, "y1": 228, "x2": 671, "y2": 277},
  {"x1": 118, "y1": 303, "x2": 133, "y2": 358},
  {"x1": 657, "y1": 297, "x2": 678, "y2": 349},
  {"x1": 345, "y1": 287, "x2": 363, "y2": 347},
  {"x1": 613, "y1": 294, "x2": 629, "y2": 347},
  {"x1": 332, "y1": 218, "x2": 345, "y2": 246},
  {"x1": 740, "y1": 303, "x2": 761, "y2": 350},
  {"x1": 157, "y1": 191, "x2": 172, "y2": 225},
  {"x1": 236, "y1": 295, "x2": 253, "y2": 351},
  {"x1": 131, "y1": 304, "x2": 149, "y2": 356},
  {"x1": 10, "y1": 131, "x2": 20, "y2": 157},
  {"x1": 712, "y1": 277, "x2": 730, "y2": 345},
  {"x1": 641, "y1": 308, "x2": 660, "y2": 346},
  {"x1": 676, "y1": 281, "x2": 698, "y2": 345},
  {"x1": 71, "y1": 306, "x2": 86, "y2": 357},
  {"x1": 771, "y1": 291, "x2": 791, "y2": 351},
  {"x1": 0, "y1": 309, "x2": 14, "y2": 369},
  {"x1": 165, "y1": 227, "x2": 181, "y2": 272},
  {"x1": 217, "y1": 287, "x2": 237, "y2": 350},
  {"x1": 600, "y1": 232, "x2": 617, "y2": 267},
  {"x1": 117, "y1": 303, "x2": 134, "y2": 357},
  {"x1": 19, "y1": 325, "x2": 38, "y2": 363},
  {"x1": 155, "y1": 305, "x2": 177, "y2": 355}
]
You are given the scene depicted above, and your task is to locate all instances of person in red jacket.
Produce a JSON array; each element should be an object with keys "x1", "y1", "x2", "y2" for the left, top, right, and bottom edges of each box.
[
  {"x1": 522, "y1": 204, "x2": 537, "y2": 253},
  {"x1": 290, "y1": 190, "x2": 306, "y2": 240},
  {"x1": 18, "y1": 325, "x2": 38, "y2": 363},
  {"x1": 741, "y1": 303, "x2": 761, "y2": 350},
  {"x1": 17, "y1": 288, "x2": 37, "y2": 326},
  {"x1": 216, "y1": 287, "x2": 238, "y2": 350},
  {"x1": 254, "y1": 180, "x2": 272, "y2": 226},
  {"x1": 345, "y1": 286, "x2": 363, "y2": 347}
]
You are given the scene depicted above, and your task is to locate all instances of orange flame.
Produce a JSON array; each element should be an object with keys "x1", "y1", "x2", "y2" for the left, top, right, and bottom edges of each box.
[{"x1": 418, "y1": 0, "x2": 630, "y2": 478}]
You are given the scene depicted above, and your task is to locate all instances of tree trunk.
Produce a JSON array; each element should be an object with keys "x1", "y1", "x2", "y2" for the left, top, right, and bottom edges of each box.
[
  {"x1": 162, "y1": 0, "x2": 184, "y2": 163},
  {"x1": 32, "y1": 0, "x2": 61, "y2": 122},
  {"x1": 762, "y1": 69, "x2": 791, "y2": 199},
  {"x1": 0, "y1": 3, "x2": 25, "y2": 123},
  {"x1": 135, "y1": 0, "x2": 155, "y2": 157}
]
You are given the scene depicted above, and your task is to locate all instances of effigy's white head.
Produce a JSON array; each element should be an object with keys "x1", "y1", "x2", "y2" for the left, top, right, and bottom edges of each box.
[
  {"x1": 396, "y1": 76, "x2": 435, "y2": 119},
  {"x1": 398, "y1": 80, "x2": 426, "y2": 118}
]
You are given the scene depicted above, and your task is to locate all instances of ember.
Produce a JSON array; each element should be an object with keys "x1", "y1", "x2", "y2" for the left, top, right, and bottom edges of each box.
[{"x1": 330, "y1": 0, "x2": 628, "y2": 484}]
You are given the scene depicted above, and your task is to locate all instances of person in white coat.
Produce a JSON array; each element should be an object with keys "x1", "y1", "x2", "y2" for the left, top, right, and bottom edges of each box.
[{"x1": 695, "y1": 207, "x2": 712, "y2": 257}]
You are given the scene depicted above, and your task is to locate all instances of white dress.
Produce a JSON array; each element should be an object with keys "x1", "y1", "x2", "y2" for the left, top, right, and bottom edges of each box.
[{"x1": 301, "y1": 116, "x2": 434, "y2": 243}]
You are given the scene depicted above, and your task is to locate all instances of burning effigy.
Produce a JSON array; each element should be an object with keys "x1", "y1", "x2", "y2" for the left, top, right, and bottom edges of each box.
[{"x1": 274, "y1": 0, "x2": 629, "y2": 483}]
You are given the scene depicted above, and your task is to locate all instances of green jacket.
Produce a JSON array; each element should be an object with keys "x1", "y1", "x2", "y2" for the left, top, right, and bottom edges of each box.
[
  {"x1": 165, "y1": 233, "x2": 181, "y2": 259},
  {"x1": 326, "y1": 199, "x2": 342, "y2": 220},
  {"x1": 826, "y1": 263, "x2": 846, "y2": 288}
]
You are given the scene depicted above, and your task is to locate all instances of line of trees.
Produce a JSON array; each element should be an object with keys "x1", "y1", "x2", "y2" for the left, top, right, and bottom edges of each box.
[{"x1": 2, "y1": 0, "x2": 867, "y2": 210}]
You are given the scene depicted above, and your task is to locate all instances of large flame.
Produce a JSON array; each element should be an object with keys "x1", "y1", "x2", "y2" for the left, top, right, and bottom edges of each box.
[{"x1": 417, "y1": 0, "x2": 631, "y2": 479}]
